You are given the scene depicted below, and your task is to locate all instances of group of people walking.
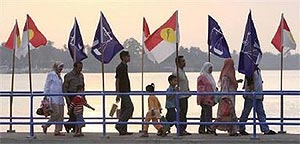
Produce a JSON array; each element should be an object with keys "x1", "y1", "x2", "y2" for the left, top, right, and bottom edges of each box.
[{"x1": 41, "y1": 50, "x2": 276, "y2": 137}]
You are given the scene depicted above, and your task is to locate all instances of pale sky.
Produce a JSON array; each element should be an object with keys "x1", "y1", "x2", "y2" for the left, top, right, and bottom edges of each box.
[{"x1": 1, "y1": 0, "x2": 299, "y2": 54}]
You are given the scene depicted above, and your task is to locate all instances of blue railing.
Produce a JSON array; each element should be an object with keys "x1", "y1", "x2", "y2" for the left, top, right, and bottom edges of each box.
[{"x1": 0, "y1": 90, "x2": 299, "y2": 139}]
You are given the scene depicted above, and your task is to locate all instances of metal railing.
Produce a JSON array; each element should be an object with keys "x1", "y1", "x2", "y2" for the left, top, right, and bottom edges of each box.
[{"x1": 0, "y1": 90, "x2": 299, "y2": 139}]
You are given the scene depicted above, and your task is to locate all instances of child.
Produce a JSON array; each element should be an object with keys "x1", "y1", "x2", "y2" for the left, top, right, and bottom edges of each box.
[
  {"x1": 140, "y1": 83, "x2": 166, "y2": 137},
  {"x1": 165, "y1": 75, "x2": 178, "y2": 133},
  {"x1": 68, "y1": 85, "x2": 95, "y2": 137}
]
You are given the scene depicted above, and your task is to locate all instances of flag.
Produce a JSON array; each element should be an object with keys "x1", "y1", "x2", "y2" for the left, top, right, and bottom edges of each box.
[
  {"x1": 143, "y1": 17, "x2": 156, "y2": 63},
  {"x1": 91, "y1": 12, "x2": 123, "y2": 64},
  {"x1": 17, "y1": 14, "x2": 47, "y2": 59},
  {"x1": 271, "y1": 14, "x2": 296, "y2": 54},
  {"x1": 144, "y1": 11, "x2": 179, "y2": 64},
  {"x1": 208, "y1": 15, "x2": 231, "y2": 58},
  {"x1": 5, "y1": 20, "x2": 21, "y2": 51},
  {"x1": 68, "y1": 18, "x2": 88, "y2": 62},
  {"x1": 238, "y1": 11, "x2": 262, "y2": 77}
]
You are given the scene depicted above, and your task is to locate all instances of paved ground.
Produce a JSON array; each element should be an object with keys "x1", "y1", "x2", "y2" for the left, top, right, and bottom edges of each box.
[{"x1": 0, "y1": 132, "x2": 299, "y2": 144}]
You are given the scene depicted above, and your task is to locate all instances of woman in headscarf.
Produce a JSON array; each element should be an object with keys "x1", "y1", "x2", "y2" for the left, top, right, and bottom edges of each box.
[
  {"x1": 42, "y1": 62, "x2": 65, "y2": 136},
  {"x1": 211, "y1": 58, "x2": 242, "y2": 136},
  {"x1": 197, "y1": 62, "x2": 217, "y2": 134}
]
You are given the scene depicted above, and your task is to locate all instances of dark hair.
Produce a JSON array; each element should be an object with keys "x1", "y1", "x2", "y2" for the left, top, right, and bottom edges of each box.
[
  {"x1": 73, "y1": 61, "x2": 83, "y2": 68},
  {"x1": 120, "y1": 51, "x2": 129, "y2": 60},
  {"x1": 168, "y1": 75, "x2": 177, "y2": 83},
  {"x1": 76, "y1": 85, "x2": 84, "y2": 92},
  {"x1": 146, "y1": 83, "x2": 155, "y2": 92},
  {"x1": 175, "y1": 55, "x2": 184, "y2": 64}
]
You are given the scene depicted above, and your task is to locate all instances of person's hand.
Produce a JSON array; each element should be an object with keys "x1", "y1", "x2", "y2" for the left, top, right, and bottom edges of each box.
[
  {"x1": 237, "y1": 79, "x2": 243, "y2": 83},
  {"x1": 116, "y1": 96, "x2": 121, "y2": 103}
]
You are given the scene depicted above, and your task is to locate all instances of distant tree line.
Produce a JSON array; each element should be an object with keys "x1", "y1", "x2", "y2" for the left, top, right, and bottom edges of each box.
[{"x1": 0, "y1": 38, "x2": 299, "y2": 73}]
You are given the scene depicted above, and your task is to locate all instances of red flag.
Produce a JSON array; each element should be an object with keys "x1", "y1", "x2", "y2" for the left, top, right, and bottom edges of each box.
[
  {"x1": 271, "y1": 14, "x2": 296, "y2": 54},
  {"x1": 17, "y1": 15, "x2": 47, "y2": 59},
  {"x1": 144, "y1": 11, "x2": 179, "y2": 63},
  {"x1": 5, "y1": 20, "x2": 21, "y2": 50},
  {"x1": 143, "y1": 17, "x2": 156, "y2": 63}
]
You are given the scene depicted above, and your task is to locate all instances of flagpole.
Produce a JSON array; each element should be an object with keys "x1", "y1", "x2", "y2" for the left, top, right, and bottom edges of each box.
[
  {"x1": 7, "y1": 40, "x2": 16, "y2": 133},
  {"x1": 100, "y1": 12, "x2": 106, "y2": 136},
  {"x1": 208, "y1": 46, "x2": 211, "y2": 62},
  {"x1": 25, "y1": 14, "x2": 35, "y2": 139},
  {"x1": 73, "y1": 17, "x2": 77, "y2": 63},
  {"x1": 278, "y1": 13, "x2": 286, "y2": 134},
  {"x1": 141, "y1": 18, "x2": 145, "y2": 131}
]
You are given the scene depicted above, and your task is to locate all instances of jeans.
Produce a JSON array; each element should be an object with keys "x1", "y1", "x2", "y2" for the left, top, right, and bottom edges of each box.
[
  {"x1": 166, "y1": 108, "x2": 176, "y2": 127},
  {"x1": 239, "y1": 97, "x2": 270, "y2": 132},
  {"x1": 115, "y1": 95, "x2": 134, "y2": 132}
]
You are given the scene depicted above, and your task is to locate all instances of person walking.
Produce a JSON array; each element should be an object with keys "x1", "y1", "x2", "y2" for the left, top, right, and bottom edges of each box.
[
  {"x1": 172, "y1": 55, "x2": 191, "y2": 136},
  {"x1": 63, "y1": 61, "x2": 85, "y2": 133},
  {"x1": 115, "y1": 51, "x2": 134, "y2": 135},
  {"x1": 211, "y1": 58, "x2": 242, "y2": 136},
  {"x1": 42, "y1": 62, "x2": 65, "y2": 136},
  {"x1": 239, "y1": 68, "x2": 276, "y2": 135},
  {"x1": 196, "y1": 62, "x2": 217, "y2": 135}
]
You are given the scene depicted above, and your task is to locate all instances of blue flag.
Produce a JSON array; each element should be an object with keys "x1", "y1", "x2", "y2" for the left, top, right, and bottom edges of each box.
[
  {"x1": 208, "y1": 15, "x2": 231, "y2": 58},
  {"x1": 91, "y1": 12, "x2": 124, "y2": 64},
  {"x1": 238, "y1": 11, "x2": 262, "y2": 77},
  {"x1": 68, "y1": 18, "x2": 88, "y2": 62}
]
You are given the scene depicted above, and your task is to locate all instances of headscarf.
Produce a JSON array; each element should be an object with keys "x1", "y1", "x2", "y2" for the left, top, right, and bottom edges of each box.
[
  {"x1": 200, "y1": 62, "x2": 216, "y2": 91},
  {"x1": 218, "y1": 58, "x2": 238, "y2": 89},
  {"x1": 52, "y1": 62, "x2": 64, "y2": 79}
]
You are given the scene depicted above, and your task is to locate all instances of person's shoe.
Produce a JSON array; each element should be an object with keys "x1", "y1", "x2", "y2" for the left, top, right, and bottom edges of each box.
[
  {"x1": 41, "y1": 125, "x2": 47, "y2": 134},
  {"x1": 119, "y1": 131, "x2": 133, "y2": 136},
  {"x1": 229, "y1": 133, "x2": 239, "y2": 136},
  {"x1": 179, "y1": 131, "x2": 191, "y2": 136},
  {"x1": 239, "y1": 130, "x2": 250, "y2": 135},
  {"x1": 140, "y1": 131, "x2": 149, "y2": 137},
  {"x1": 54, "y1": 132, "x2": 65, "y2": 136},
  {"x1": 264, "y1": 130, "x2": 276, "y2": 135},
  {"x1": 207, "y1": 127, "x2": 217, "y2": 136}
]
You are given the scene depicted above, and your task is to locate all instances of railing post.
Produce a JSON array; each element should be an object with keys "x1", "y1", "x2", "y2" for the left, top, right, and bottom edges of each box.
[
  {"x1": 7, "y1": 91, "x2": 15, "y2": 133},
  {"x1": 102, "y1": 92, "x2": 106, "y2": 136},
  {"x1": 251, "y1": 92, "x2": 258, "y2": 139},
  {"x1": 175, "y1": 92, "x2": 180, "y2": 137},
  {"x1": 27, "y1": 92, "x2": 36, "y2": 139}
]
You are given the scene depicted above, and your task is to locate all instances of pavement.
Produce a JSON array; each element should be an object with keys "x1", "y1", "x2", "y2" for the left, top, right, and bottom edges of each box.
[{"x1": 0, "y1": 132, "x2": 300, "y2": 144}]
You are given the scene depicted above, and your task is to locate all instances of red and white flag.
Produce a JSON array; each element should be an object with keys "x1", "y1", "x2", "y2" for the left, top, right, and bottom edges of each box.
[
  {"x1": 5, "y1": 20, "x2": 21, "y2": 51},
  {"x1": 17, "y1": 14, "x2": 47, "y2": 59},
  {"x1": 271, "y1": 14, "x2": 296, "y2": 54},
  {"x1": 143, "y1": 17, "x2": 156, "y2": 63},
  {"x1": 145, "y1": 11, "x2": 179, "y2": 63}
]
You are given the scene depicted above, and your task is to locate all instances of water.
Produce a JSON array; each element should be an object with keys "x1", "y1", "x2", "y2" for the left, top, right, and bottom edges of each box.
[{"x1": 0, "y1": 70, "x2": 300, "y2": 134}]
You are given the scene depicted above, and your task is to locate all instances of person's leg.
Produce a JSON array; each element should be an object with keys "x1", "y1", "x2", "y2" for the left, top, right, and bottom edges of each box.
[
  {"x1": 166, "y1": 108, "x2": 176, "y2": 127},
  {"x1": 67, "y1": 95, "x2": 76, "y2": 131},
  {"x1": 239, "y1": 97, "x2": 253, "y2": 132},
  {"x1": 179, "y1": 98, "x2": 188, "y2": 132},
  {"x1": 255, "y1": 99, "x2": 270, "y2": 132},
  {"x1": 152, "y1": 117, "x2": 163, "y2": 131},
  {"x1": 206, "y1": 105, "x2": 212, "y2": 130},
  {"x1": 116, "y1": 96, "x2": 134, "y2": 133},
  {"x1": 54, "y1": 104, "x2": 64, "y2": 134},
  {"x1": 141, "y1": 113, "x2": 151, "y2": 137},
  {"x1": 199, "y1": 105, "x2": 206, "y2": 133}
]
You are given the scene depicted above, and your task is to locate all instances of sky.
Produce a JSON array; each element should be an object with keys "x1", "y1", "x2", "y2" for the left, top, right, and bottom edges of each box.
[{"x1": 0, "y1": 0, "x2": 299, "y2": 54}]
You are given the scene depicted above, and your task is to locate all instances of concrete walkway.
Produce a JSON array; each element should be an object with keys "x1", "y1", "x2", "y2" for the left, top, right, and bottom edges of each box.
[{"x1": 1, "y1": 132, "x2": 299, "y2": 144}]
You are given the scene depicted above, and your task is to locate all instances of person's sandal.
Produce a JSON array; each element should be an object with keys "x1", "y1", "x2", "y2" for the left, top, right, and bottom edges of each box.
[
  {"x1": 54, "y1": 133, "x2": 65, "y2": 136},
  {"x1": 41, "y1": 125, "x2": 47, "y2": 134}
]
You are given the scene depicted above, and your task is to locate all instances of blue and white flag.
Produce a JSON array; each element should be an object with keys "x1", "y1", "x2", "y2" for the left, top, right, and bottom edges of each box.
[
  {"x1": 91, "y1": 12, "x2": 123, "y2": 64},
  {"x1": 68, "y1": 17, "x2": 88, "y2": 62},
  {"x1": 238, "y1": 11, "x2": 262, "y2": 77},
  {"x1": 208, "y1": 15, "x2": 231, "y2": 58}
]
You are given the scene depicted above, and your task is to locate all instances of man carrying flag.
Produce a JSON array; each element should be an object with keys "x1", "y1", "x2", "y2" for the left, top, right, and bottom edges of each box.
[
  {"x1": 91, "y1": 12, "x2": 123, "y2": 64},
  {"x1": 208, "y1": 15, "x2": 231, "y2": 59},
  {"x1": 67, "y1": 18, "x2": 88, "y2": 62},
  {"x1": 144, "y1": 11, "x2": 179, "y2": 64},
  {"x1": 238, "y1": 11, "x2": 276, "y2": 136}
]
